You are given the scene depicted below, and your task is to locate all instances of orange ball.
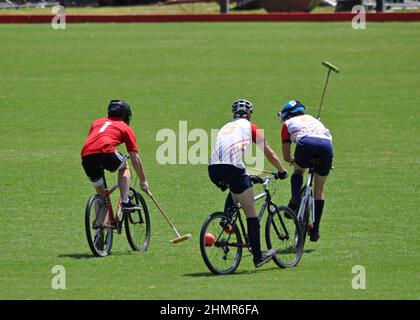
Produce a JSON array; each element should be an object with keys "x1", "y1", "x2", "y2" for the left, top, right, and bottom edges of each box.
[{"x1": 204, "y1": 232, "x2": 216, "y2": 247}]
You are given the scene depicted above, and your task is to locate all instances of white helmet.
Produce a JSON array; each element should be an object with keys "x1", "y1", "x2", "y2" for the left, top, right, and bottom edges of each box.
[{"x1": 232, "y1": 99, "x2": 253, "y2": 117}]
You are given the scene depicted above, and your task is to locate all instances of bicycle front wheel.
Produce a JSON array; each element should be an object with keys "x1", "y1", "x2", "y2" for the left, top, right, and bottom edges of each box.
[
  {"x1": 124, "y1": 188, "x2": 151, "y2": 252},
  {"x1": 85, "y1": 195, "x2": 113, "y2": 257},
  {"x1": 199, "y1": 212, "x2": 243, "y2": 275},
  {"x1": 266, "y1": 205, "x2": 304, "y2": 268}
]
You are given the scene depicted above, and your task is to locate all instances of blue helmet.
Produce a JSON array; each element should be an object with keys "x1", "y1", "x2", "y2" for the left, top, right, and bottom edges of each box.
[{"x1": 279, "y1": 100, "x2": 305, "y2": 121}]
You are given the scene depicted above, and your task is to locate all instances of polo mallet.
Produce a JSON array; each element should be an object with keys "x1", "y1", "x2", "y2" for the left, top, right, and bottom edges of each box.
[
  {"x1": 317, "y1": 61, "x2": 340, "y2": 119},
  {"x1": 146, "y1": 190, "x2": 192, "y2": 244},
  {"x1": 246, "y1": 167, "x2": 273, "y2": 175}
]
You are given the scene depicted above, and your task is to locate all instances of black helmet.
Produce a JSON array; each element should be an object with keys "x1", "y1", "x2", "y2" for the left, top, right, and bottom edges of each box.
[
  {"x1": 232, "y1": 99, "x2": 253, "y2": 118},
  {"x1": 107, "y1": 100, "x2": 132, "y2": 124}
]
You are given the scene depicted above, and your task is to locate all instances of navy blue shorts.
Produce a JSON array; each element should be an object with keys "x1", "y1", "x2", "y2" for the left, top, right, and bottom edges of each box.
[
  {"x1": 208, "y1": 164, "x2": 252, "y2": 194},
  {"x1": 294, "y1": 136, "x2": 333, "y2": 176}
]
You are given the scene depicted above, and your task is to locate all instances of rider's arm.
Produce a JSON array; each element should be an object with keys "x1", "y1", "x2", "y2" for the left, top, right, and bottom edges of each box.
[
  {"x1": 264, "y1": 140, "x2": 287, "y2": 173},
  {"x1": 251, "y1": 123, "x2": 287, "y2": 173},
  {"x1": 124, "y1": 127, "x2": 149, "y2": 192},
  {"x1": 282, "y1": 142, "x2": 294, "y2": 164},
  {"x1": 129, "y1": 152, "x2": 149, "y2": 192},
  {"x1": 281, "y1": 123, "x2": 294, "y2": 164}
]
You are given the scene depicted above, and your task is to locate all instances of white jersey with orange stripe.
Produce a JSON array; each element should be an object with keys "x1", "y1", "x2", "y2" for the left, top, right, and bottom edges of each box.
[
  {"x1": 210, "y1": 118, "x2": 260, "y2": 169},
  {"x1": 282, "y1": 115, "x2": 332, "y2": 144}
]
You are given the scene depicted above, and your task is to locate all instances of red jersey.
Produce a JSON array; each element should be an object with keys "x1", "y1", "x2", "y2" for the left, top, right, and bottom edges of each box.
[{"x1": 81, "y1": 117, "x2": 138, "y2": 157}]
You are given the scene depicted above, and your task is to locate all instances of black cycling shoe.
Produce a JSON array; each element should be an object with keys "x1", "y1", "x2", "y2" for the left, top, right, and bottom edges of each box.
[
  {"x1": 122, "y1": 201, "x2": 141, "y2": 212},
  {"x1": 309, "y1": 228, "x2": 320, "y2": 242},
  {"x1": 253, "y1": 249, "x2": 276, "y2": 268}
]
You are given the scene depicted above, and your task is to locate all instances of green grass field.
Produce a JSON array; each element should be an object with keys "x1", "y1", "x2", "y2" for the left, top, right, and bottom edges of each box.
[{"x1": 0, "y1": 22, "x2": 419, "y2": 300}]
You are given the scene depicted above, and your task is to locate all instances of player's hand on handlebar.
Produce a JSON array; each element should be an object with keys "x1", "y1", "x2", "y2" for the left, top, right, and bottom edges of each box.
[
  {"x1": 274, "y1": 171, "x2": 288, "y2": 180},
  {"x1": 140, "y1": 180, "x2": 149, "y2": 193},
  {"x1": 249, "y1": 175, "x2": 264, "y2": 184}
]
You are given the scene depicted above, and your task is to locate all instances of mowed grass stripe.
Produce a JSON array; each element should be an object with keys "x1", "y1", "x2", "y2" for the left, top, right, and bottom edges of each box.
[{"x1": 0, "y1": 23, "x2": 418, "y2": 299}]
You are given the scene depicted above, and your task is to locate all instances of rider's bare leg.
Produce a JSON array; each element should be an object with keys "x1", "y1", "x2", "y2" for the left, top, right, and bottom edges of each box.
[
  {"x1": 95, "y1": 184, "x2": 106, "y2": 196},
  {"x1": 118, "y1": 162, "x2": 130, "y2": 203}
]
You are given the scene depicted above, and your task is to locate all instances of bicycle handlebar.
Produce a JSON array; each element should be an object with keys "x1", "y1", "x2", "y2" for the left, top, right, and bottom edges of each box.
[{"x1": 250, "y1": 172, "x2": 282, "y2": 186}]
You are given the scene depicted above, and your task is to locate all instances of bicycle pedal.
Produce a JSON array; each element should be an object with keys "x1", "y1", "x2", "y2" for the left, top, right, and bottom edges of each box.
[{"x1": 223, "y1": 225, "x2": 235, "y2": 234}]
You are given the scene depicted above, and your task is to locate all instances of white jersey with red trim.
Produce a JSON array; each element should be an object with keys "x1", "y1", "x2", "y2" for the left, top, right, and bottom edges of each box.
[
  {"x1": 210, "y1": 118, "x2": 261, "y2": 169},
  {"x1": 282, "y1": 115, "x2": 332, "y2": 143}
]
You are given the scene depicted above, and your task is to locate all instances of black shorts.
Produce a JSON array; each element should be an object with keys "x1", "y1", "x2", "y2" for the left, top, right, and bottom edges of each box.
[
  {"x1": 82, "y1": 152, "x2": 127, "y2": 185},
  {"x1": 294, "y1": 136, "x2": 334, "y2": 176},
  {"x1": 208, "y1": 164, "x2": 252, "y2": 194}
]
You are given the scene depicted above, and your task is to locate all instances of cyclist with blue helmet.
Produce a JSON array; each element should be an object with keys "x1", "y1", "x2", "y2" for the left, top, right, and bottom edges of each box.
[{"x1": 279, "y1": 100, "x2": 334, "y2": 242}]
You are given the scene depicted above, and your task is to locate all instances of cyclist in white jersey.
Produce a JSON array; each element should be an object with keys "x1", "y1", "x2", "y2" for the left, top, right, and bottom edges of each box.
[
  {"x1": 279, "y1": 100, "x2": 334, "y2": 242},
  {"x1": 208, "y1": 99, "x2": 288, "y2": 268}
]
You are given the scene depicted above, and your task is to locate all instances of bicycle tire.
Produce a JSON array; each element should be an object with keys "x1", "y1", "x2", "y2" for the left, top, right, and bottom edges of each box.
[
  {"x1": 124, "y1": 188, "x2": 151, "y2": 252},
  {"x1": 299, "y1": 186, "x2": 312, "y2": 245},
  {"x1": 85, "y1": 195, "x2": 113, "y2": 257},
  {"x1": 266, "y1": 205, "x2": 304, "y2": 268},
  {"x1": 199, "y1": 212, "x2": 243, "y2": 275}
]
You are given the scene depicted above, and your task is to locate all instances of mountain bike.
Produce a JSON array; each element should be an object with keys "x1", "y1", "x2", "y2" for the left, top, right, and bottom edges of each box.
[
  {"x1": 295, "y1": 159, "x2": 322, "y2": 245},
  {"x1": 200, "y1": 173, "x2": 304, "y2": 275},
  {"x1": 84, "y1": 174, "x2": 151, "y2": 257}
]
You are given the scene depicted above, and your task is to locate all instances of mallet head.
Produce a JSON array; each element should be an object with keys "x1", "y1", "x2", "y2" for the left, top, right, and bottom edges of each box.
[
  {"x1": 170, "y1": 233, "x2": 192, "y2": 244},
  {"x1": 322, "y1": 61, "x2": 340, "y2": 74}
]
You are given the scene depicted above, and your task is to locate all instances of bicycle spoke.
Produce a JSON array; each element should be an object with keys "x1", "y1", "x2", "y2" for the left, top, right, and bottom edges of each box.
[
  {"x1": 200, "y1": 212, "x2": 243, "y2": 275},
  {"x1": 266, "y1": 206, "x2": 303, "y2": 268},
  {"x1": 124, "y1": 189, "x2": 150, "y2": 252},
  {"x1": 85, "y1": 195, "x2": 114, "y2": 257}
]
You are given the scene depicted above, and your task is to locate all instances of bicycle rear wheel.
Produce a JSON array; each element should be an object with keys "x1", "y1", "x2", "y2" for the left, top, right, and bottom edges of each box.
[
  {"x1": 266, "y1": 205, "x2": 304, "y2": 268},
  {"x1": 299, "y1": 187, "x2": 313, "y2": 245},
  {"x1": 124, "y1": 188, "x2": 151, "y2": 252},
  {"x1": 199, "y1": 212, "x2": 243, "y2": 275},
  {"x1": 85, "y1": 195, "x2": 113, "y2": 257}
]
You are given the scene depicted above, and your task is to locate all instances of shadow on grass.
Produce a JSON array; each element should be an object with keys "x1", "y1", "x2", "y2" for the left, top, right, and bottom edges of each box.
[
  {"x1": 184, "y1": 266, "x2": 292, "y2": 278},
  {"x1": 186, "y1": 249, "x2": 316, "y2": 277},
  {"x1": 58, "y1": 251, "x2": 133, "y2": 260},
  {"x1": 303, "y1": 249, "x2": 316, "y2": 254},
  {"x1": 58, "y1": 253, "x2": 97, "y2": 260}
]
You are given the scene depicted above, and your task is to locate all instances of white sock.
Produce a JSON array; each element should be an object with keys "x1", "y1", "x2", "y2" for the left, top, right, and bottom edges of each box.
[{"x1": 122, "y1": 198, "x2": 129, "y2": 204}]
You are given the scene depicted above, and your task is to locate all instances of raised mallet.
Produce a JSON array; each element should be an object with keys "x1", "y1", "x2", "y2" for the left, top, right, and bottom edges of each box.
[
  {"x1": 147, "y1": 190, "x2": 192, "y2": 244},
  {"x1": 317, "y1": 61, "x2": 340, "y2": 119}
]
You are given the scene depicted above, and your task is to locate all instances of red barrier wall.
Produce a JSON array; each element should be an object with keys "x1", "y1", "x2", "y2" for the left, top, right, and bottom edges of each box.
[{"x1": 1, "y1": 12, "x2": 420, "y2": 23}]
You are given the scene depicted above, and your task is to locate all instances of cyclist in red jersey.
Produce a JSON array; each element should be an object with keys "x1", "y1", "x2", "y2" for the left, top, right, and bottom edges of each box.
[{"x1": 81, "y1": 100, "x2": 149, "y2": 212}]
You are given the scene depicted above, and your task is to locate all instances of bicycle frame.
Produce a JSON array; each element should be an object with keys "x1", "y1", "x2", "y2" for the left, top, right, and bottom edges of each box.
[
  {"x1": 100, "y1": 156, "x2": 132, "y2": 229},
  {"x1": 296, "y1": 168, "x2": 315, "y2": 226},
  {"x1": 228, "y1": 175, "x2": 279, "y2": 247},
  {"x1": 101, "y1": 178, "x2": 122, "y2": 229}
]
